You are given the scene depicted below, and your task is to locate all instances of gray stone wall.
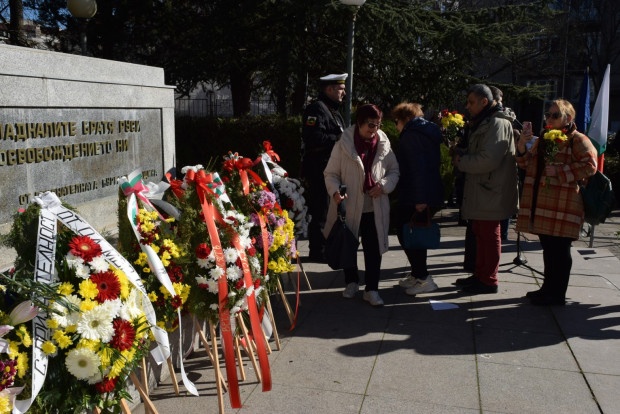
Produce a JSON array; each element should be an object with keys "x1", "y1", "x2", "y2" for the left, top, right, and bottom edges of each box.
[{"x1": 0, "y1": 44, "x2": 176, "y2": 270}]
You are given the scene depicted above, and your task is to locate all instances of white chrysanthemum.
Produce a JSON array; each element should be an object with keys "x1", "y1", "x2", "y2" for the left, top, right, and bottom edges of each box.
[
  {"x1": 197, "y1": 257, "x2": 212, "y2": 269},
  {"x1": 120, "y1": 288, "x2": 143, "y2": 321},
  {"x1": 239, "y1": 235, "x2": 252, "y2": 249},
  {"x1": 223, "y1": 248, "x2": 238, "y2": 264},
  {"x1": 65, "y1": 253, "x2": 84, "y2": 267},
  {"x1": 52, "y1": 294, "x2": 82, "y2": 327},
  {"x1": 86, "y1": 367, "x2": 110, "y2": 384},
  {"x1": 228, "y1": 292, "x2": 236, "y2": 298},
  {"x1": 89, "y1": 256, "x2": 109, "y2": 273},
  {"x1": 250, "y1": 257, "x2": 260, "y2": 270},
  {"x1": 206, "y1": 280, "x2": 219, "y2": 294},
  {"x1": 245, "y1": 286, "x2": 255, "y2": 297},
  {"x1": 255, "y1": 286, "x2": 264, "y2": 297},
  {"x1": 181, "y1": 165, "x2": 203, "y2": 174},
  {"x1": 209, "y1": 267, "x2": 225, "y2": 280},
  {"x1": 195, "y1": 276, "x2": 208, "y2": 285},
  {"x1": 209, "y1": 303, "x2": 219, "y2": 311},
  {"x1": 74, "y1": 263, "x2": 91, "y2": 280},
  {"x1": 226, "y1": 265, "x2": 242, "y2": 281},
  {"x1": 65, "y1": 347, "x2": 101, "y2": 379},
  {"x1": 231, "y1": 306, "x2": 241, "y2": 315},
  {"x1": 100, "y1": 298, "x2": 122, "y2": 319},
  {"x1": 77, "y1": 306, "x2": 115, "y2": 342}
]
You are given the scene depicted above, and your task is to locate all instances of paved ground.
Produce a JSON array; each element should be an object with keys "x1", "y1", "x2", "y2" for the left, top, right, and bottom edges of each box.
[{"x1": 133, "y1": 208, "x2": 620, "y2": 414}]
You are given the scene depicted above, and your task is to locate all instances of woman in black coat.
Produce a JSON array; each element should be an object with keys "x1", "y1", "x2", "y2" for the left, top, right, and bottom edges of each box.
[{"x1": 392, "y1": 102, "x2": 444, "y2": 295}]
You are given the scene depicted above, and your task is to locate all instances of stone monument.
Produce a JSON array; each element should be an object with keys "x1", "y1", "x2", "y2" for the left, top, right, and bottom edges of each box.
[{"x1": 0, "y1": 44, "x2": 176, "y2": 270}]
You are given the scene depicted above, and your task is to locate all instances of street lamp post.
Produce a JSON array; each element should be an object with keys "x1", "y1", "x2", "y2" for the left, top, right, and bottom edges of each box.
[
  {"x1": 67, "y1": 0, "x2": 98, "y2": 56},
  {"x1": 340, "y1": 0, "x2": 366, "y2": 127}
]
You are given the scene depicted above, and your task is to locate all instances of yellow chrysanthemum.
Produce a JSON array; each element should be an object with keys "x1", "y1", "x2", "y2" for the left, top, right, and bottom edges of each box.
[
  {"x1": 41, "y1": 341, "x2": 57, "y2": 355},
  {"x1": 148, "y1": 291, "x2": 158, "y2": 302},
  {"x1": 134, "y1": 252, "x2": 148, "y2": 267},
  {"x1": 46, "y1": 319, "x2": 59, "y2": 329},
  {"x1": 159, "y1": 285, "x2": 170, "y2": 299},
  {"x1": 16, "y1": 351, "x2": 29, "y2": 378},
  {"x1": 78, "y1": 279, "x2": 99, "y2": 301},
  {"x1": 80, "y1": 299, "x2": 97, "y2": 312},
  {"x1": 0, "y1": 395, "x2": 10, "y2": 414},
  {"x1": 151, "y1": 244, "x2": 160, "y2": 254},
  {"x1": 108, "y1": 357, "x2": 126, "y2": 378},
  {"x1": 53, "y1": 331, "x2": 73, "y2": 349},
  {"x1": 77, "y1": 338, "x2": 100, "y2": 352},
  {"x1": 7, "y1": 340, "x2": 18, "y2": 358},
  {"x1": 65, "y1": 324, "x2": 77, "y2": 333},
  {"x1": 15, "y1": 325, "x2": 32, "y2": 348},
  {"x1": 57, "y1": 282, "x2": 75, "y2": 296},
  {"x1": 143, "y1": 267, "x2": 151, "y2": 274},
  {"x1": 99, "y1": 347, "x2": 113, "y2": 369},
  {"x1": 267, "y1": 261, "x2": 278, "y2": 270},
  {"x1": 114, "y1": 268, "x2": 130, "y2": 299}
]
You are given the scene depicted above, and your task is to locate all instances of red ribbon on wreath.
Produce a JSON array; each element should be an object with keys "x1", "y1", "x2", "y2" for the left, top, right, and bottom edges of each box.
[{"x1": 263, "y1": 140, "x2": 280, "y2": 162}]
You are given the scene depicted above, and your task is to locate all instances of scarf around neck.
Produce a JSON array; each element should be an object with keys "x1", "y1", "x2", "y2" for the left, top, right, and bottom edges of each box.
[{"x1": 354, "y1": 127, "x2": 378, "y2": 192}]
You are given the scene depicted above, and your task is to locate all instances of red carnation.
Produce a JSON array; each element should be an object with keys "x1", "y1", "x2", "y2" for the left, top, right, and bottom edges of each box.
[
  {"x1": 69, "y1": 235, "x2": 102, "y2": 262},
  {"x1": 254, "y1": 279, "x2": 261, "y2": 289},
  {"x1": 95, "y1": 377, "x2": 118, "y2": 393},
  {"x1": 195, "y1": 243, "x2": 211, "y2": 259},
  {"x1": 110, "y1": 319, "x2": 136, "y2": 351},
  {"x1": 555, "y1": 138, "x2": 564, "y2": 144},
  {"x1": 90, "y1": 270, "x2": 121, "y2": 302},
  {"x1": 235, "y1": 279, "x2": 245, "y2": 289},
  {"x1": 171, "y1": 295, "x2": 183, "y2": 309},
  {"x1": 247, "y1": 246, "x2": 256, "y2": 257}
]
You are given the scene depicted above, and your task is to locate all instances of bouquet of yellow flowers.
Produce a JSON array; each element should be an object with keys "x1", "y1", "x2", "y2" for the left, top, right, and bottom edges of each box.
[
  {"x1": 440, "y1": 109, "x2": 466, "y2": 145},
  {"x1": 541, "y1": 126, "x2": 569, "y2": 163}
]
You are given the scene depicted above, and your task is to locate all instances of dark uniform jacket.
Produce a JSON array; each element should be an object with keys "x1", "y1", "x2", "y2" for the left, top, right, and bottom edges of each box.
[{"x1": 301, "y1": 92, "x2": 345, "y2": 178}]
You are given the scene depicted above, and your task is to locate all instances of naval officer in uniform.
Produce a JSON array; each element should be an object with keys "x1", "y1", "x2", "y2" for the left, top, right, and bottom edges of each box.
[{"x1": 301, "y1": 73, "x2": 347, "y2": 261}]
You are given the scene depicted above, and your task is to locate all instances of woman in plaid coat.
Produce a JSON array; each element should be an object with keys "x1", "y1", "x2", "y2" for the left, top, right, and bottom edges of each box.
[{"x1": 515, "y1": 99, "x2": 597, "y2": 306}]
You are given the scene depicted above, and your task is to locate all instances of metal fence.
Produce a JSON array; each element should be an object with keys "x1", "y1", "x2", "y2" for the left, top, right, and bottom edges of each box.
[{"x1": 175, "y1": 98, "x2": 278, "y2": 117}]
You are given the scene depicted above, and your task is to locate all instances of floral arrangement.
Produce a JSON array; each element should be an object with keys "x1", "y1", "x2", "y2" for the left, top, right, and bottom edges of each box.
[
  {"x1": 440, "y1": 109, "x2": 466, "y2": 145},
  {"x1": 541, "y1": 126, "x2": 569, "y2": 163},
  {"x1": 3, "y1": 204, "x2": 151, "y2": 413},
  {"x1": 267, "y1": 163, "x2": 309, "y2": 238},
  {"x1": 172, "y1": 165, "x2": 264, "y2": 322},
  {"x1": 118, "y1": 203, "x2": 190, "y2": 332},
  {"x1": 0, "y1": 299, "x2": 37, "y2": 414}
]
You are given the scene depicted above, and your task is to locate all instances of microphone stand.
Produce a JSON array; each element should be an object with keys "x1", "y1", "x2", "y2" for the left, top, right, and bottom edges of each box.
[{"x1": 500, "y1": 230, "x2": 543, "y2": 276}]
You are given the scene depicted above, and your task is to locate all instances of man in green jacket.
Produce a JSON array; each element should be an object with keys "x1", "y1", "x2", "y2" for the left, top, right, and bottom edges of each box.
[{"x1": 452, "y1": 84, "x2": 519, "y2": 294}]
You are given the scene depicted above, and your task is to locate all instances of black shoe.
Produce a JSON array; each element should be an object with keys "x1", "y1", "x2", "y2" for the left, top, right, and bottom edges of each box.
[
  {"x1": 460, "y1": 278, "x2": 498, "y2": 294},
  {"x1": 525, "y1": 289, "x2": 545, "y2": 298},
  {"x1": 454, "y1": 275, "x2": 477, "y2": 287},
  {"x1": 529, "y1": 295, "x2": 565, "y2": 306}
]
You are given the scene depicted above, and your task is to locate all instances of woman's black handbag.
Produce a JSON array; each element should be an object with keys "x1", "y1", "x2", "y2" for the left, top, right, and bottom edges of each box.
[
  {"x1": 579, "y1": 171, "x2": 615, "y2": 225},
  {"x1": 402, "y1": 209, "x2": 440, "y2": 250},
  {"x1": 325, "y1": 199, "x2": 359, "y2": 270}
]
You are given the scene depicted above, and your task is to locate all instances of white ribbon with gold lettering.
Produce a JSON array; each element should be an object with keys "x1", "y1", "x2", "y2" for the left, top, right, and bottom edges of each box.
[
  {"x1": 125, "y1": 192, "x2": 198, "y2": 396},
  {"x1": 34, "y1": 191, "x2": 169, "y2": 365},
  {"x1": 13, "y1": 208, "x2": 57, "y2": 414}
]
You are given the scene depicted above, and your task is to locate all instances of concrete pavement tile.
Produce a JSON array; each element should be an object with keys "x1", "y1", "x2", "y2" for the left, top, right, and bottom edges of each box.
[
  {"x1": 389, "y1": 296, "x2": 473, "y2": 326},
  {"x1": 468, "y1": 298, "x2": 560, "y2": 333},
  {"x1": 552, "y1": 296, "x2": 620, "y2": 338},
  {"x1": 477, "y1": 362, "x2": 600, "y2": 413},
  {"x1": 268, "y1": 336, "x2": 381, "y2": 394},
  {"x1": 474, "y1": 327, "x2": 579, "y2": 371},
  {"x1": 238, "y1": 382, "x2": 364, "y2": 414},
  {"x1": 565, "y1": 336, "x2": 620, "y2": 375},
  {"x1": 361, "y1": 394, "x2": 480, "y2": 414},
  {"x1": 583, "y1": 373, "x2": 620, "y2": 414},
  {"x1": 379, "y1": 319, "x2": 475, "y2": 360},
  {"x1": 569, "y1": 272, "x2": 620, "y2": 289},
  {"x1": 285, "y1": 308, "x2": 388, "y2": 341},
  {"x1": 367, "y1": 353, "x2": 479, "y2": 409}
]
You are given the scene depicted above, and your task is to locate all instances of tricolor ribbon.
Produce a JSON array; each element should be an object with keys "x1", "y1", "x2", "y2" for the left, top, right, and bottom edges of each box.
[
  {"x1": 262, "y1": 141, "x2": 280, "y2": 163},
  {"x1": 122, "y1": 179, "x2": 198, "y2": 396}
]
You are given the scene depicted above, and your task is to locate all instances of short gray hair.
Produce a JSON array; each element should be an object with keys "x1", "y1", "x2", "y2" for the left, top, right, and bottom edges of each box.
[{"x1": 468, "y1": 84, "x2": 493, "y2": 103}]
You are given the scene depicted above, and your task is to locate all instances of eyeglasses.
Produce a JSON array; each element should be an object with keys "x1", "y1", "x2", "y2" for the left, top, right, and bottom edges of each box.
[
  {"x1": 544, "y1": 112, "x2": 562, "y2": 120},
  {"x1": 366, "y1": 121, "x2": 382, "y2": 129}
]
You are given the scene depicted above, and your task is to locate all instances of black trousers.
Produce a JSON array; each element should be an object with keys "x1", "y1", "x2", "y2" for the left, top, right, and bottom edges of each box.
[
  {"x1": 344, "y1": 212, "x2": 382, "y2": 291},
  {"x1": 538, "y1": 234, "x2": 573, "y2": 299},
  {"x1": 396, "y1": 205, "x2": 429, "y2": 279},
  {"x1": 306, "y1": 168, "x2": 329, "y2": 255}
]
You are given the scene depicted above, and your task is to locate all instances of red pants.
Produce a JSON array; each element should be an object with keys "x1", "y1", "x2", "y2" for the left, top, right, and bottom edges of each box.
[{"x1": 472, "y1": 220, "x2": 501, "y2": 286}]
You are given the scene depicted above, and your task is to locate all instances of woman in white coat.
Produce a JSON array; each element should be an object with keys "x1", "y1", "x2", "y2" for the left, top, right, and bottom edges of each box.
[{"x1": 323, "y1": 104, "x2": 400, "y2": 306}]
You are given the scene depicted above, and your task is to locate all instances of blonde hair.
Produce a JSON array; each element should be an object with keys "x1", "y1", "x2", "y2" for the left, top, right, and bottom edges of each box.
[
  {"x1": 551, "y1": 99, "x2": 575, "y2": 121},
  {"x1": 391, "y1": 102, "x2": 423, "y2": 123}
]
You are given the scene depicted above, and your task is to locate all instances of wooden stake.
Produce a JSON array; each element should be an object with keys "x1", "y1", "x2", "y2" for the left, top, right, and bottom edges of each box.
[
  {"x1": 234, "y1": 335, "x2": 246, "y2": 381},
  {"x1": 166, "y1": 356, "x2": 180, "y2": 396},
  {"x1": 297, "y1": 259, "x2": 313, "y2": 290},
  {"x1": 235, "y1": 314, "x2": 261, "y2": 383},
  {"x1": 141, "y1": 358, "x2": 150, "y2": 414},
  {"x1": 276, "y1": 278, "x2": 294, "y2": 325},
  {"x1": 120, "y1": 398, "x2": 131, "y2": 414},
  {"x1": 265, "y1": 296, "x2": 281, "y2": 351},
  {"x1": 209, "y1": 320, "x2": 226, "y2": 414},
  {"x1": 194, "y1": 318, "x2": 228, "y2": 392},
  {"x1": 129, "y1": 372, "x2": 159, "y2": 414}
]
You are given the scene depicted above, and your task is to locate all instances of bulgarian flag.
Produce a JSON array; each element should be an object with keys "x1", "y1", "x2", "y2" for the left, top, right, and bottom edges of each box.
[{"x1": 587, "y1": 64, "x2": 611, "y2": 171}]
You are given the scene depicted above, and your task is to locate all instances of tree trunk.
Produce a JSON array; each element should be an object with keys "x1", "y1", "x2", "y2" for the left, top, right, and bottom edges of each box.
[
  {"x1": 230, "y1": 69, "x2": 252, "y2": 117},
  {"x1": 9, "y1": 0, "x2": 28, "y2": 47}
]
